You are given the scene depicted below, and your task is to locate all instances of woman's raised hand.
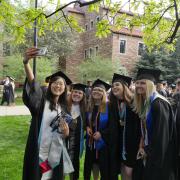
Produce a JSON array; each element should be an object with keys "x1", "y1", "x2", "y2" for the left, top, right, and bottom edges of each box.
[{"x1": 23, "y1": 47, "x2": 39, "y2": 64}]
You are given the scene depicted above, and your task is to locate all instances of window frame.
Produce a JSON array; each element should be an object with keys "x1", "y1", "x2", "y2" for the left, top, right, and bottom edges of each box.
[{"x1": 119, "y1": 39, "x2": 127, "y2": 54}]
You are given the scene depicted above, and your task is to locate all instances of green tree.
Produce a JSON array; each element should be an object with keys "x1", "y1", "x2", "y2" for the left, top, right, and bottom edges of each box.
[
  {"x1": 135, "y1": 40, "x2": 180, "y2": 83},
  {"x1": 0, "y1": 0, "x2": 180, "y2": 49},
  {"x1": 77, "y1": 56, "x2": 127, "y2": 83},
  {"x1": 2, "y1": 54, "x2": 54, "y2": 84}
]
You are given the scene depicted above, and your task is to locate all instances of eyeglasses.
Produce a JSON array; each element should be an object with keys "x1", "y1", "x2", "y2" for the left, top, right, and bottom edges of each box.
[{"x1": 52, "y1": 81, "x2": 64, "y2": 86}]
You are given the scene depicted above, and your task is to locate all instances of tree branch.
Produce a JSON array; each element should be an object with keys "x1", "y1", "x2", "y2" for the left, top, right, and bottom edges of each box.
[
  {"x1": 45, "y1": 0, "x2": 102, "y2": 19},
  {"x1": 166, "y1": 19, "x2": 180, "y2": 43},
  {"x1": 152, "y1": 4, "x2": 174, "y2": 30},
  {"x1": 61, "y1": 10, "x2": 73, "y2": 31},
  {"x1": 173, "y1": 0, "x2": 179, "y2": 20}
]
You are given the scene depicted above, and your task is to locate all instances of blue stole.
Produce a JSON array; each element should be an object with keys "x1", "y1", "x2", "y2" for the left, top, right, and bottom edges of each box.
[
  {"x1": 79, "y1": 115, "x2": 84, "y2": 158},
  {"x1": 86, "y1": 103, "x2": 109, "y2": 150},
  {"x1": 145, "y1": 92, "x2": 168, "y2": 146}
]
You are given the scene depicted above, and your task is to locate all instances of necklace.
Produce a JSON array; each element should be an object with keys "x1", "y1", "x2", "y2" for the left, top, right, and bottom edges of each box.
[{"x1": 117, "y1": 101, "x2": 126, "y2": 126}]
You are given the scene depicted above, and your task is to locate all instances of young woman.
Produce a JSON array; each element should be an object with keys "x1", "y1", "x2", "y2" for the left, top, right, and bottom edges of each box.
[
  {"x1": 22, "y1": 48, "x2": 74, "y2": 180},
  {"x1": 84, "y1": 79, "x2": 111, "y2": 180},
  {"x1": 67, "y1": 83, "x2": 87, "y2": 180},
  {"x1": 134, "y1": 68, "x2": 177, "y2": 180},
  {"x1": 107, "y1": 73, "x2": 141, "y2": 180}
]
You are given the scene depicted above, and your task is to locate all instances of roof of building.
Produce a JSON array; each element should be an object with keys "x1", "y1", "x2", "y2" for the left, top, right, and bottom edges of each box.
[
  {"x1": 103, "y1": 7, "x2": 134, "y2": 16},
  {"x1": 111, "y1": 27, "x2": 143, "y2": 38},
  {"x1": 66, "y1": 7, "x2": 85, "y2": 15}
]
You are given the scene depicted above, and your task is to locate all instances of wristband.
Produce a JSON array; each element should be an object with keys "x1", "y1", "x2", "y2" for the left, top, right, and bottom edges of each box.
[{"x1": 23, "y1": 58, "x2": 29, "y2": 64}]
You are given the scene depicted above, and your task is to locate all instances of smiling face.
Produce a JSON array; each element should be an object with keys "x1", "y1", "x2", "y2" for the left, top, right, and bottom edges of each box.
[
  {"x1": 135, "y1": 79, "x2": 147, "y2": 95},
  {"x1": 92, "y1": 87, "x2": 104, "y2": 100},
  {"x1": 71, "y1": 89, "x2": 84, "y2": 103},
  {"x1": 112, "y1": 81, "x2": 124, "y2": 99},
  {"x1": 50, "y1": 78, "x2": 65, "y2": 96}
]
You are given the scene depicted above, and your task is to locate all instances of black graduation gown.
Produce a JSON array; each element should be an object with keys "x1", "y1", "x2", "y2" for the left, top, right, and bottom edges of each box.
[
  {"x1": 84, "y1": 105, "x2": 110, "y2": 180},
  {"x1": 68, "y1": 116, "x2": 81, "y2": 180},
  {"x1": 22, "y1": 80, "x2": 64, "y2": 180},
  {"x1": 1, "y1": 83, "x2": 14, "y2": 105},
  {"x1": 102, "y1": 101, "x2": 141, "y2": 180},
  {"x1": 172, "y1": 93, "x2": 180, "y2": 179},
  {"x1": 143, "y1": 98, "x2": 177, "y2": 180}
]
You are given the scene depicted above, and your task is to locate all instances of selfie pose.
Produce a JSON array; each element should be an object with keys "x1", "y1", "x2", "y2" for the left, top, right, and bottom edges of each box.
[
  {"x1": 134, "y1": 68, "x2": 177, "y2": 180},
  {"x1": 22, "y1": 48, "x2": 74, "y2": 180}
]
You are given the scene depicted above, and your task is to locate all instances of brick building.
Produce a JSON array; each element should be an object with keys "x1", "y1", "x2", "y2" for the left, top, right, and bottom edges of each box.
[
  {"x1": 0, "y1": 3, "x2": 145, "y2": 82},
  {"x1": 65, "y1": 3, "x2": 144, "y2": 81}
]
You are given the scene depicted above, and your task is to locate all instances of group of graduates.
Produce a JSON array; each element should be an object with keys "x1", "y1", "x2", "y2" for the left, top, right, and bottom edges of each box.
[{"x1": 22, "y1": 48, "x2": 179, "y2": 180}]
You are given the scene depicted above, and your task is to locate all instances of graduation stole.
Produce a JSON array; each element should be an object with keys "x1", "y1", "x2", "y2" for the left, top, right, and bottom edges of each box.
[
  {"x1": 86, "y1": 103, "x2": 109, "y2": 151},
  {"x1": 117, "y1": 100, "x2": 127, "y2": 160},
  {"x1": 79, "y1": 115, "x2": 84, "y2": 158},
  {"x1": 142, "y1": 92, "x2": 169, "y2": 147}
]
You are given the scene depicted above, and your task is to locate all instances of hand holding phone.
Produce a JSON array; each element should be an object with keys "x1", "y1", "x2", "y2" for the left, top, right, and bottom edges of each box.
[{"x1": 37, "y1": 47, "x2": 47, "y2": 56}]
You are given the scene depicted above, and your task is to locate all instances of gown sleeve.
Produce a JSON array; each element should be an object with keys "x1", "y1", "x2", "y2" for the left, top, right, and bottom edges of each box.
[
  {"x1": 22, "y1": 78, "x2": 43, "y2": 115},
  {"x1": 148, "y1": 98, "x2": 171, "y2": 168}
]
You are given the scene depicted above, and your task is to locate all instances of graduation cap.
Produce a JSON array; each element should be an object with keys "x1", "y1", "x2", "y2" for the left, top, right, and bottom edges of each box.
[
  {"x1": 7, "y1": 76, "x2": 15, "y2": 81},
  {"x1": 170, "y1": 84, "x2": 176, "y2": 89},
  {"x1": 45, "y1": 71, "x2": 72, "y2": 85},
  {"x1": 71, "y1": 83, "x2": 87, "y2": 93},
  {"x1": 112, "y1": 73, "x2": 132, "y2": 87},
  {"x1": 136, "y1": 68, "x2": 161, "y2": 83},
  {"x1": 92, "y1": 79, "x2": 111, "y2": 91}
]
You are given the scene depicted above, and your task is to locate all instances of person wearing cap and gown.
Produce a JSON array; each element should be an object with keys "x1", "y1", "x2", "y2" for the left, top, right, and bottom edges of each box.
[
  {"x1": 104, "y1": 73, "x2": 141, "y2": 180},
  {"x1": 133, "y1": 68, "x2": 177, "y2": 180},
  {"x1": 1, "y1": 76, "x2": 15, "y2": 105},
  {"x1": 67, "y1": 83, "x2": 87, "y2": 180},
  {"x1": 22, "y1": 48, "x2": 74, "y2": 180},
  {"x1": 84, "y1": 79, "x2": 111, "y2": 180}
]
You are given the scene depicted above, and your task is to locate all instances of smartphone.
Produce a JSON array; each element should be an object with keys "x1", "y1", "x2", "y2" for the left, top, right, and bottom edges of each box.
[{"x1": 37, "y1": 47, "x2": 47, "y2": 56}]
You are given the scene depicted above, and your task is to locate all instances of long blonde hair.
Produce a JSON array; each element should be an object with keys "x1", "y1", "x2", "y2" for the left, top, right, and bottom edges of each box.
[
  {"x1": 87, "y1": 88, "x2": 107, "y2": 113},
  {"x1": 133, "y1": 79, "x2": 156, "y2": 119}
]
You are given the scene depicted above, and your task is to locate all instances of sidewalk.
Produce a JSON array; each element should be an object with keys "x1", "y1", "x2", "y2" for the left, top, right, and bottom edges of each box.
[{"x1": 0, "y1": 105, "x2": 30, "y2": 116}]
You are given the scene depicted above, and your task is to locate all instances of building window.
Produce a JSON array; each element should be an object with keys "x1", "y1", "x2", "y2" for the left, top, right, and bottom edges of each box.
[
  {"x1": 85, "y1": 24, "x2": 88, "y2": 31},
  {"x1": 138, "y1": 43, "x2": 145, "y2": 56},
  {"x1": 85, "y1": 49, "x2": 89, "y2": 59},
  {"x1": 120, "y1": 40, "x2": 126, "y2": 54},
  {"x1": 89, "y1": 48, "x2": 94, "y2": 57},
  {"x1": 3, "y1": 43, "x2": 11, "y2": 56},
  {"x1": 95, "y1": 46, "x2": 99, "y2": 56},
  {"x1": 96, "y1": 16, "x2": 100, "y2": 22},
  {"x1": 90, "y1": 21, "x2": 94, "y2": 29}
]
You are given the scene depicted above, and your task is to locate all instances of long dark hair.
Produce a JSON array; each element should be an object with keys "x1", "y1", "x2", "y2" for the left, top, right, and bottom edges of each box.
[
  {"x1": 67, "y1": 90, "x2": 86, "y2": 118},
  {"x1": 46, "y1": 76, "x2": 68, "y2": 111},
  {"x1": 109, "y1": 82, "x2": 133, "y2": 107}
]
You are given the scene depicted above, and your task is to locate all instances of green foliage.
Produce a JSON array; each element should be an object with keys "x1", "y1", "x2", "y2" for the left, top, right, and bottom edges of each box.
[
  {"x1": 2, "y1": 54, "x2": 54, "y2": 84},
  {"x1": 77, "y1": 56, "x2": 127, "y2": 83},
  {"x1": 135, "y1": 39, "x2": 180, "y2": 83},
  {"x1": 0, "y1": 0, "x2": 179, "y2": 50}
]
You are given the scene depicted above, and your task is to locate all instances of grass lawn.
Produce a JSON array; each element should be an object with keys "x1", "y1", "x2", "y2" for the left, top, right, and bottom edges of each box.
[
  {"x1": 0, "y1": 116, "x2": 30, "y2": 180},
  {"x1": 0, "y1": 115, "x2": 121, "y2": 180}
]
